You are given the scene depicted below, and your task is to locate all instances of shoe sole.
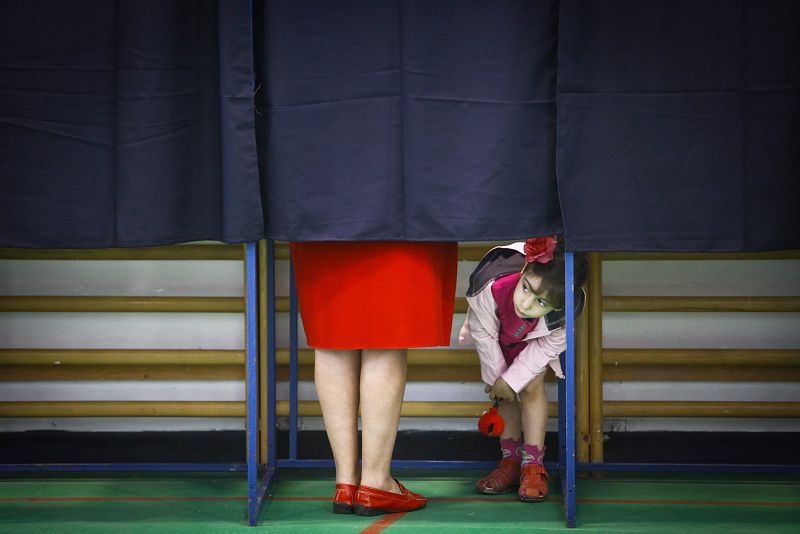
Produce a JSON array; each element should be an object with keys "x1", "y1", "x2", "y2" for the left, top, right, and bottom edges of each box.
[
  {"x1": 518, "y1": 494, "x2": 547, "y2": 503},
  {"x1": 475, "y1": 485, "x2": 519, "y2": 495},
  {"x1": 353, "y1": 503, "x2": 426, "y2": 516},
  {"x1": 332, "y1": 502, "x2": 354, "y2": 514}
]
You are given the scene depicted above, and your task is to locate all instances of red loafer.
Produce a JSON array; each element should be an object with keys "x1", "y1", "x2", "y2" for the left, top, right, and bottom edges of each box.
[
  {"x1": 353, "y1": 479, "x2": 427, "y2": 516},
  {"x1": 332, "y1": 483, "x2": 358, "y2": 514}
]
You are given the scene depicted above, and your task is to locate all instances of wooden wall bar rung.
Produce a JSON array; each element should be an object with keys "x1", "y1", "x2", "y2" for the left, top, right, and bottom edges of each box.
[
  {"x1": 274, "y1": 365, "x2": 486, "y2": 382},
  {"x1": 0, "y1": 244, "x2": 243, "y2": 261},
  {"x1": 603, "y1": 365, "x2": 800, "y2": 382},
  {"x1": 274, "y1": 243, "x2": 494, "y2": 262},
  {"x1": 603, "y1": 401, "x2": 800, "y2": 418},
  {"x1": 275, "y1": 348, "x2": 479, "y2": 366},
  {"x1": 1, "y1": 365, "x2": 244, "y2": 381},
  {"x1": 0, "y1": 401, "x2": 245, "y2": 417},
  {"x1": 0, "y1": 349, "x2": 244, "y2": 366},
  {"x1": 0, "y1": 400, "x2": 556, "y2": 419},
  {"x1": 2, "y1": 363, "x2": 794, "y2": 382},
  {"x1": 602, "y1": 348, "x2": 799, "y2": 367},
  {"x1": 277, "y1": 245, "x2": 800, "y2": 263},
  {"x1": 603, "y1": 296, "x2": 800, "y2": 313},
  {"x1": 274, "y1": 365, "x2": 553, "y2": 383},
  {"x1": 600, "y1": 251, "x2": 800, "y2": 261},
  {"x1": 276, "y1": 400, "x2": 559, "y2": 418},
  {"x1": 275, "y1": 297, "x2": 469, "y2": 313},
  {"x1": 0, "y1": 296, "x2": 244, "y2": 313}
]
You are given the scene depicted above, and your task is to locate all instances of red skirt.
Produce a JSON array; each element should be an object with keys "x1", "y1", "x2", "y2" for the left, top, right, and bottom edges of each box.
[{"x1": 290, "y1": 241, "x2": 458, "y2": 349}]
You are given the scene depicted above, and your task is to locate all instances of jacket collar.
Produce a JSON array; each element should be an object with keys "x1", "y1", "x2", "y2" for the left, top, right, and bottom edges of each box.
[{"x1": 467, "y1": 242, "x2": 585, "y2": 330}]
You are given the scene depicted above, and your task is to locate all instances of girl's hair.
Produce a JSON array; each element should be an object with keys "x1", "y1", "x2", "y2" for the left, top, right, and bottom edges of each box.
[{"x1": 522, "y1": 242, "x2": 588, "y2": 310}]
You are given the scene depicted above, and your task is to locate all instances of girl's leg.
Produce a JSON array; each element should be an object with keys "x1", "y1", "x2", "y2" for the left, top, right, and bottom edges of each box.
[
  {"x1": 359, "y1": 348, "x2": 407, "y2": 493},
  {"x1": 518, "y1": 372, "x2": 550, "y2": 502},
  {"x1": 314, "y1": 348, "x2": 361, "y2": 486},
  {"x1": 475, "y1": 393, "x2": 523, "y2": 494},
  {"x1": 498, "y1": 398, "x2": 522, "y2": 441},
  {"x1": 518, "y1": 372, "x2": 548, "y2": 448}
]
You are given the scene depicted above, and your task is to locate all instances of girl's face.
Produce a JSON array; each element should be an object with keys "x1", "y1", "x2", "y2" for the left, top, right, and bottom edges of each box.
[{"x1": 513, "y1": 272, "x2": 556, "y2": 319}]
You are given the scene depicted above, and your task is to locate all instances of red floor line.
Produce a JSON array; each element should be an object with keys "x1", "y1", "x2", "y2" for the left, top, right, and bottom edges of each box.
[
  {"x1": 266, "y1": 496, "x2": 328, "y2": 501},
  {"x1": 428, "y1": 497, "x2": 520, "y2": 502},
  {"x1": 359, "y1": 512, "x2": 407, "y2": 534},
  {"x1": 0, "y1": 497, "x2": 246, "y2": 502},
  {"x1": 2, "y1": 495, "x2": 798, "y2": 507},
  {"x1": 430, "y1": 496, "x2": 800, "y2": 507},
  {"x1": 575, "y1": 498, "x2": 800, "y2": 507}
]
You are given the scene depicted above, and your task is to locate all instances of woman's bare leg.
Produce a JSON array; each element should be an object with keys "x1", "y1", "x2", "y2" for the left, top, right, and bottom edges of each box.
[
  {"x1": 359, "y1": 348, "x2": 407, "y2": 492},
  {"x1": 314, "y1": 348, "x2": 361, "y2": 485}
]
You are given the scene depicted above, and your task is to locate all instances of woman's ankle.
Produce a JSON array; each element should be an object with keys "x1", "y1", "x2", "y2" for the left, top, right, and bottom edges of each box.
[
  {"x1": 359, "y1": 474, "x2": 399, "y2": 493},
  {"x1": 335, "y1": 469, "x2": 361, "y2": 487}
]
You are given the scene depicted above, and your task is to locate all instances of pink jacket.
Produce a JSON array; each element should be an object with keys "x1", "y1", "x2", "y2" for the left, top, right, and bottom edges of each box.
[{"x1": 458, "y1": 242, "x2": 566, "y2": 393}]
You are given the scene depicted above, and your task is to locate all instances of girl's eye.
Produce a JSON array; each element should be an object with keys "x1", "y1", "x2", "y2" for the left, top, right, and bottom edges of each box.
[{"x1": 537, "y1": 298, "x2": 547, "y2": 307}]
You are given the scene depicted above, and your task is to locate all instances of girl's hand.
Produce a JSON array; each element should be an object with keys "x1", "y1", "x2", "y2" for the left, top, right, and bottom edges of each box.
[{"x1": 489, "y1": 377, "x2": 515, "y2": 402}]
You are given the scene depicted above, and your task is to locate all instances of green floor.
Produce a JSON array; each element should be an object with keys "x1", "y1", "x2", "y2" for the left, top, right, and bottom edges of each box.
[{"x1": 1, "y1": 469, "x2": 798, "y2": 533}]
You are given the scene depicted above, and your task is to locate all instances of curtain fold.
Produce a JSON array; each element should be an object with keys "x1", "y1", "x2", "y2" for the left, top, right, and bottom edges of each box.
[
  {"x1": 1, "y1": 1, "x2": 796, "y2": 251},
  {"x1": 258, "y1": 0, "x2": 562, "y2": 242},
  {"x1": 556, "y1": 0, "x2": 799, "y2": 251},
  {"x1": 0, "y1": 0, "x2": 262, "y2": 248}
]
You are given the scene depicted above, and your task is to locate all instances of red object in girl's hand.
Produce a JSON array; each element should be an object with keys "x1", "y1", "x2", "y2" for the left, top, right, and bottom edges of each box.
[{"x1": 478, "y1": 401, "x2": 505, "y2": 436}]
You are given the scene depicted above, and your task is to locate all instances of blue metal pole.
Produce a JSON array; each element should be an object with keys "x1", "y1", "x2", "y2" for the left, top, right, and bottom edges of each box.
[
  {"x1": 249, "y1": 239, "x2": 279, "y2": 527},
  {"x1": 564, "y1": 251, "x2": 577, "y2": 527},
  {"x1": 245, "y1": 242, "x2": 259, "y2": 526},
  {"x1": 289, "y1": 256, "x2": 299, "y2": 460},
  {"x1": 558, "y1": 360, "x2": 566, "y2": 469},
  {"x1": 250, "y1": 240, "x2": 281, "y2": 526}
]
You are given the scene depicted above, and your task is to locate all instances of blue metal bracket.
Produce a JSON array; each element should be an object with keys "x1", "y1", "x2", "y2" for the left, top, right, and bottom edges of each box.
[
  {"x1": 250, "y1": 246, "x2": 581, "y2": 528},
  {"x1": 558, "y1": 251, "x2": 577, "y2": 527}
]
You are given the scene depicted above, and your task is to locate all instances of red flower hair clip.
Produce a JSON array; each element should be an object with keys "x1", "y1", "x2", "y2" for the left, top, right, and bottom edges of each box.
[{"x1": 524, "y1": 236, "x2": 557, "y2": 264}]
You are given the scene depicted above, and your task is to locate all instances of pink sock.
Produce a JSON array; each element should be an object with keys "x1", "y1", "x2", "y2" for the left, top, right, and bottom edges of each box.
[
  {"x1": 521, "y1": 443, "x2": 545, "y2": 466},
  {"x1": 500, "y1": 437, "x2": 522, "y2": 461}
]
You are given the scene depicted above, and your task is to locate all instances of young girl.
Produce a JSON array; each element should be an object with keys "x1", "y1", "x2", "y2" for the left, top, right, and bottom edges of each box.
[{"x1": 459, "y1": 236, "x2": 588, "y2": 502}]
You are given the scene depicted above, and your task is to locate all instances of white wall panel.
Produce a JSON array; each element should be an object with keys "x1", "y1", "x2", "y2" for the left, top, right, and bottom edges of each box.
[
  {"x1": 0, "y1": 313, "x2": 244, "y2": 349},
  {"x1": 1, "y1": 250, "x2": 797, "y2": 434},
  {"x1": 0, "y1": 260, "x2": 244, "y2": 296}
]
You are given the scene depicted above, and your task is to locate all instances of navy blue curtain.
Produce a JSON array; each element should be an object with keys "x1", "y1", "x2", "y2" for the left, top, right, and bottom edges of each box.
[
  {"x1": 0, "y1": 0, "x2": 262, "y2": 248},
  {"x1": 556, "y1": 0, "x2": 799, "y2": 251},
  {"x1": 2, "y1": 1, "x2": 797, "y2": 251},
  {"x1": 257, "y1": 0, "x2": 562, "y2": 241}
]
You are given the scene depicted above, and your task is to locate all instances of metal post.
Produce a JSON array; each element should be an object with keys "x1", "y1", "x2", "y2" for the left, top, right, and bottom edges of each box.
[
  {"x1": 289, "y1": 256, "x2": 299, "y2": 460},
  {"x1": 563, "y1": 251, "x2": 577, "y2": 527},
  {"x1": 245, "y1": 242, "x2": 259, "y2": 525}
]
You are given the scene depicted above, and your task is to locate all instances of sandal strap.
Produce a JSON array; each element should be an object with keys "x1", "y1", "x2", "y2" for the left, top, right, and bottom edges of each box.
[
  {"x1": 477, "y1": 457, "x2": 521, "y2": 489},
  {"x1": 519, "y1": 463, "x2": 549, "y2": 496}
]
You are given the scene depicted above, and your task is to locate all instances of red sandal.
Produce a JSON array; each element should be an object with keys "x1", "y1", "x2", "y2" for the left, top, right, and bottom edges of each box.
[
  {"x1": 518, "y1": 463, "x2": 549, "y2": 503},
  {"x1": 332, "y1": 483, "x2": 358, "y2": 514},
  {"x1": 475, "y1": 457, "x2": 521, "y2": 495}
]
